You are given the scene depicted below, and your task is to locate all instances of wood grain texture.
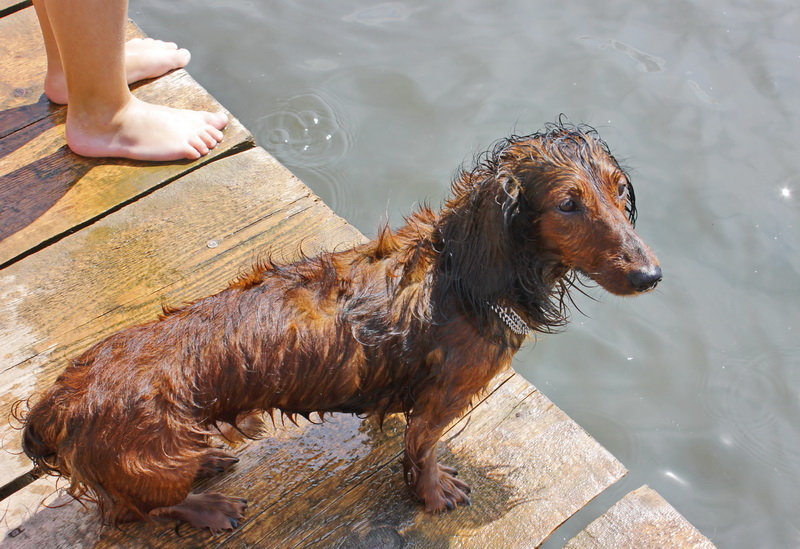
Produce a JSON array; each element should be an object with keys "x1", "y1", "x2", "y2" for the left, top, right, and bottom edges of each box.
[
  {"x1": 231, "y1": 374, "x2": 626, "y2": 549},
  {"x1": 0, "y1": 8, "x2": 143, "y2": 139},
  {"x1": 0, "y1": 68, "x2": 253, "y2": 267},
  {"x1": 0, "y1": 147, "x2": 364, "y2": 486},
  {"x1": 1, "y1": 372, "x2": 627, "y2": 549},
  {"x1": 564, "y1": 485, "x2": 715, "y2": 549}
]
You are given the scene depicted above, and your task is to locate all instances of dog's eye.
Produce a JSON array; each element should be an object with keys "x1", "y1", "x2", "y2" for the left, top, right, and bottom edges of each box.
[
  {"x1": 617, "y1": 183, "x2": 628, "y2": 199},
  {"x1": 558, "y1": 198, "x2": 579, "y2": 212}
]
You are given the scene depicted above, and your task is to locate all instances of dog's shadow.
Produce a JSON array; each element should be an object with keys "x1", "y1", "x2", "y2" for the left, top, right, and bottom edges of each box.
[{"x1": 326, "y1": 447, "x2": 522, "y2": 549}]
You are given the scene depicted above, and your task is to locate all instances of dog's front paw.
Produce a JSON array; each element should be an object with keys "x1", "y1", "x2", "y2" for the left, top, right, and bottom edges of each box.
[{"x1": 419, "y1": 464, "x2": 472, "y2": 513}]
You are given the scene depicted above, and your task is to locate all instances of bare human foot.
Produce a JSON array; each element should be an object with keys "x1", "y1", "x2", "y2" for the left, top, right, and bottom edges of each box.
[
  {"x1": 66, "y1": 95, "x2": 228, "y2": 161},
  {"x1": 44, "y1": 38, "x2": 191, "y2": 105}
]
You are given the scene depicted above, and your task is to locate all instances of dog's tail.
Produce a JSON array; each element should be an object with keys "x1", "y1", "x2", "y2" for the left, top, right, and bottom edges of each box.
[{"x1": 15, "y1": 389, "x2": 70, "y2": 477}]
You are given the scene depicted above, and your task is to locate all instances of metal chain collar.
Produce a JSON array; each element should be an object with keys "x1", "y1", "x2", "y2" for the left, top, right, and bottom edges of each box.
[{"x1": 489, "y1": 303, "x2": 531, "y2": 335}]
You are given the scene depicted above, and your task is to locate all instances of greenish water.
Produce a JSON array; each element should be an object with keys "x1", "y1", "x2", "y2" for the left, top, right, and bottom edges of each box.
[{"x1": 131, "y1": 1, "x2": 799, "y2": 546}]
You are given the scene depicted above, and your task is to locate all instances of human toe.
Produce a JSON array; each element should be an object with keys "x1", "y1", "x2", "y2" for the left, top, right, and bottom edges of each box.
[
  {"x1": 184, "y1": 144, "x2": 203, "y2": 160},
  {"x1": 172, "y1": 48, "x2": 191, "y2": 68},
  {"x1": 189, "y1": 136, "x2": 210, "y2": 156},
  {"x1": 206, "y1": 126, "x2": 224, "y2": 142},
  {"x1": 199, "y1": 129, "x2": 218, "y2": 149},
  {"x1": 205, "y1": 111, "x2": 229, "y2": 130}
]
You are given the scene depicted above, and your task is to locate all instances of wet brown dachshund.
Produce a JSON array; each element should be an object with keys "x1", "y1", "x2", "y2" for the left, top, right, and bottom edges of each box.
[{"x1": 19, "y1": 123, "x2": 661, "y2": 533}]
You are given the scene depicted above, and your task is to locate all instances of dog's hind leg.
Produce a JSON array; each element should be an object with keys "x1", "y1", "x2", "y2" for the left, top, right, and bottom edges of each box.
[
  {"x1": 149, "y1": 492, "x2": 248, "y2": 534},
  {"x1": 101, "y1": 445, "x2": 247, "y2": 532}
]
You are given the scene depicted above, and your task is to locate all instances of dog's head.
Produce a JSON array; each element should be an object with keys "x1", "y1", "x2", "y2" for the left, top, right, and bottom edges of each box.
[
  {"x1": 439, "y1": 123, "x2": 660, "y2": 310},
  {"x1": 507, "y1": 124, "x2": 661, "y2": 295}
]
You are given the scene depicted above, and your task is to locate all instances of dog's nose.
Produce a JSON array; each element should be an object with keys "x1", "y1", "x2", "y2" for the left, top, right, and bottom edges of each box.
[{"x1": 628, "y1": 265, "x2": 662, "y2": 292}]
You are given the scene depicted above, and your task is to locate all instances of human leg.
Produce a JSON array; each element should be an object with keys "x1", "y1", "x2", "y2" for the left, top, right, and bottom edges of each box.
[
  {"x1": 44, "y1": 0, "x2": 227, "y2": 160},
  {"x1": 33, "y1": 0, "x2": 192, "y2": 105},
  {"x1": 32, "y1": 0, "x2": 68, "y2": 104}
]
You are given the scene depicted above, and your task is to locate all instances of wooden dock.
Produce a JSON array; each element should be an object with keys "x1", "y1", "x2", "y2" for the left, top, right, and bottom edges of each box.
[{"x1": 0, "y1": 4, "x2": 713, "y2": 547}]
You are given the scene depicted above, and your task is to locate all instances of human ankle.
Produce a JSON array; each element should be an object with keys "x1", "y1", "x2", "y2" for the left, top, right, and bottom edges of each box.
[{"x1": 68, "y1": 93, "x2": 134, "y2": 131}]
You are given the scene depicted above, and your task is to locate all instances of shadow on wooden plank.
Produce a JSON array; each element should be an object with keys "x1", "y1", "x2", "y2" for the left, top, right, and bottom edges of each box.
[
  {"x1": 0, "y1": 98, "x2": 58, "y2": 142},
  {"x1": 0, "y1": 143, "x2": 85, "y2": 241}
]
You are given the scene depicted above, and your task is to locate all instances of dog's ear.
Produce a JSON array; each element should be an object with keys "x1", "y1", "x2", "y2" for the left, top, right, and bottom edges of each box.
[{"x1": 437, "y1": 171, "x2": 522, "y2": 311}]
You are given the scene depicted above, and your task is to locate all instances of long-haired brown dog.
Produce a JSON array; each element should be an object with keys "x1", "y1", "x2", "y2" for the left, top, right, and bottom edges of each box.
[{"x1": 19, "y1": 123, "x2": 660, "y2": 533}]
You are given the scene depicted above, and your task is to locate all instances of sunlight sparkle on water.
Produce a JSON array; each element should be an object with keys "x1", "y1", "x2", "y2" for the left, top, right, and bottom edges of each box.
[
  {"x1": 781, "y1": 187, "x2": 791, "y2": 198},
  {"x1": 664, "y1": 470, "x2": 690, "y2": 487}
]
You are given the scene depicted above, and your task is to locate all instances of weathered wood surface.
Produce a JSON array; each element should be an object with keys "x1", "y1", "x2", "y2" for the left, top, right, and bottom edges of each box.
[
  {"x1": 0, "y1": 8, "x2": 143, "y2": 139},
  {"x1": 0, "y1": 8, "x2": 253, "y2": 268},
  {"x1": 0, "y1": 7, "x2": 55, "y2": 139},
  {"x1": 564, "y1": 486, "x2": 715, "y2": 549},
  {"x1": 0, "y1": 69, "x2": 253, "y2": 267},
  {"x1": 0, "y1": 147, "x2": 362, "y2": 486},
  {"x1": 231, "y1": 374, "x2": 626, "y2": 549},
  {"x1": 1, "y1": 373, "x2": 627, "y2": 548}
]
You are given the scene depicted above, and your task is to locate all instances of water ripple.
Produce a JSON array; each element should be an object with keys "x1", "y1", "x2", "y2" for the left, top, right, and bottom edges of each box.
[
  {"x1": 254, "y1": 91, "x2": 352, "y2": 170},
  {"x1": 703, "y1": 351, "x2": 800, "y2": 476},
  {"x1": 579, "y1": 36, "x2": 666, "y2": 72},
  {"x1": 342, "y1": 3, "x2": 420, "y2": 26}
]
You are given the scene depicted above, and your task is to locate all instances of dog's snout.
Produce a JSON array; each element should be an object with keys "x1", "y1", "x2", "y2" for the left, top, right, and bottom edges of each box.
[{"x1": 627, "y1": 265, "x2": 662, "y2": 292}]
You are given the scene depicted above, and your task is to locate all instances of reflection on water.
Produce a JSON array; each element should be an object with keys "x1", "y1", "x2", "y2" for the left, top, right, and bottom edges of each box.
[{"x1": 131, "y1": 1, "x2": 799, "y2": 546}]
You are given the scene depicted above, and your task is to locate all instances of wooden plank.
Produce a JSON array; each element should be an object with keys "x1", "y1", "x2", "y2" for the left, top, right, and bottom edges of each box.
[
  {"x1": 0, "y1": 66, "x2": 254, "y2": 267},
  {"x1": 0, "y1": 476, "x2": 64, "y2": 543},
  {"x1": 0, "y1": 6, "x2": 60, "y2": 138},
  {"x1": 2, "y1": 372, "x2": 626, "y2": 549},
  {"x1": 0, "y1": 7, "x2": 144, "y2": 139},
  {"x1": 0, "y1": 0, "x2": 29, "y2": 18},
  {"x1": 0, "y1": 146, "x2": 364, "y2": 486},
  {"x1": 230, "y1": 373, "x2": 626, "y2": 549},
  {"x1": 564, "y1": 485, "x2": 715, "y2": 549}
]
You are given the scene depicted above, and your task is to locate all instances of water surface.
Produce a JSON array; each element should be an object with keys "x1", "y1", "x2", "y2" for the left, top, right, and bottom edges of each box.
[{"x1": 130, "y1": 1, "x2": 799, "y2": 546}]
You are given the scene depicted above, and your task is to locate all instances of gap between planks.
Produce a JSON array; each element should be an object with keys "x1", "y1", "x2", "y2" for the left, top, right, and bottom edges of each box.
[
  {"x1": 0, "y1": 139, "x2": 255, "y2": 271},
  {"x1": 0, "y1": 0, "x2": 29, "y2": 19}
]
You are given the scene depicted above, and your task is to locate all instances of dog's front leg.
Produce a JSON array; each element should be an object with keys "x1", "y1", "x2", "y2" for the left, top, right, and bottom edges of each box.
[{"x1": 402, "y1": 390, "x2": 473, "y2": 513}]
